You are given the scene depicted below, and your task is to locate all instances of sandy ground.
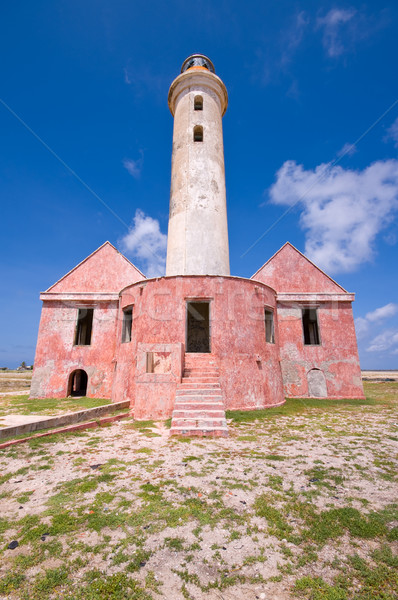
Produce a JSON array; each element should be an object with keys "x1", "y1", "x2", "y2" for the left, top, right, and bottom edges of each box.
[
  {"x1": 0, "y1": 372, "x2": 32, "y2": 395},
  {"x1": 361, "y1": 371, "x2": 398, "y2": 381},
  {"x1": 0, "y1": 387, "x2": 397, "y2": 599}
]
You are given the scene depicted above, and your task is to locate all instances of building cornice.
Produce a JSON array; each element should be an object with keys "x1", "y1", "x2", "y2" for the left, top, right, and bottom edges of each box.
[
  {"x1": 40, "y1": 292, "x2": 119, "y2": 302},
  {"x1": 277, "y1": 292, "x2": 355, "y2": 303}
]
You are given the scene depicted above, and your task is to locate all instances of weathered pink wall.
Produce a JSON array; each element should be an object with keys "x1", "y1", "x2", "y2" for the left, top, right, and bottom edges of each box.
[
  {"x1": 133, "y1": 342, "x2": 184, "y2": 420},
  {"x1": 113, "y1": 276, "x2": 285, "y2": 415},
  {"x1": 31, "y1": 241, "x2": 365, "y2": 407},
  {"x1": 276, "y1": 301, "x2": 364, "y2": 399},
  {"x1": 253, "y1": 242, "x2": 347, "y2": 293},
  {"x1": 252, "y1": 242, "x2": 364, "y2": 399},
  {"x1": 30, "y1": 242, "x2": 145, "y2": 400},
  {"x1": 30, "y1": 300, "x2": 118, "y2": 399},
  {"x1": 46, "y1": 242, "x2": 144, "y2": 294}
]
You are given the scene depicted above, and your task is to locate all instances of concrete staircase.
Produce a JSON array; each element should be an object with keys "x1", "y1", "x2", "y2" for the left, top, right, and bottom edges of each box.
[{"x1": 170, "y1": 354, "x2": 228, "y2": 437}]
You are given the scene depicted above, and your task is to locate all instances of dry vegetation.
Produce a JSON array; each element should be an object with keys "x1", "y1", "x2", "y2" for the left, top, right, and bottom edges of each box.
[
  {"x1": 0, "y1": 372, "x2": 32, "y2": 395},
  {"x1": 0, "y1": 381, "x2": 397, "y2": 599}
]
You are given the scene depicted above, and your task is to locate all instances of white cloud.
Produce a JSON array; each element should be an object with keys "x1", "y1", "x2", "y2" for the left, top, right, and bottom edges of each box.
[
  {"x1": 354, "y1": 317, "x2": 369, "y2": 340},
  {"x1": 281, "y1": 11, "x2": 310, "y2": 65},
  {"x1": 367, "y1": 329, "x2": 398, "y2": 353},
  {"x1": 355, "y1": 303, "x2": 398, "y2": 341},
  {"x1": 337, "y1": 142, "x2": 357, "y2": 157},
  {"x1": 119, "y1": 209, "x2": 167, "y2": 278},
  {"x1": 269, "y1": 159, "x2": 398, "y2": 273},
  {"x1": 123, "y1": 154, "x2": 143, "y2": 179},
  {"x1": 386, "y1": 117, "x2": 398, "y2": 148},
  {"x1": 366, "y1": 303, "x2": 398, "y2": 322},
  {"x1": 317, "y1": 8, "x2": 356, "y2": 57}
]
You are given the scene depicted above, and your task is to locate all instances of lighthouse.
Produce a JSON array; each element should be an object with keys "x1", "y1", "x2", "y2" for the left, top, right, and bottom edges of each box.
[
  {"x1": 29, "y1": 54, "x2": 365, "y2": 433},
  {"x1": 166, "y1": 54, "x2": 230, "y2": 276}
]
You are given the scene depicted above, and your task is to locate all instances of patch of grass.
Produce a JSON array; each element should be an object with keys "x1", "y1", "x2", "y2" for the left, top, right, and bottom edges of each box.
[
  {"x1": 34, "y1": 565, "x2": 70, "y2": 594},
  {"x1": 64, "y1": 571, "x2": 152, "y2": 599},
  {"x1": 294, "y1": 575, "x2": 347, "y2": 599},
  {"x1": 0, "y1": 465, "x2": 29, "y2": 484},
  {"x1": 227, "y1": 396, "x2": 377, "y2": 423},
  {"x1": 254, "y1": 495, "x2": 295, "y2": 541},
  {"x1": 265, "y1": 454, "x2": 286, "y2": 461},
  {"x1": 294, "y1": 543, "x2": 398, "y2": 600},
  {"x1": 126, "y1": 549, "x2": 152, "y2": 572},
  {"x1": 303, "y1": 507, "x2": 388, "y2": 543},
  {"x1": 0, "y1": 396, "x2": 111, "y2": 417},
  {"x1": 183, "y1": 455, "x2": 201, "y2": 462},
  {"x1": 145, "y1": 570, "x2": 162, "y2": 593},
  {"x1": 164, "y1": 537, "x2": 185, "y2": 551},
  {"x1": 0, "y1": 571, "x2": 25, "y2": 595}
]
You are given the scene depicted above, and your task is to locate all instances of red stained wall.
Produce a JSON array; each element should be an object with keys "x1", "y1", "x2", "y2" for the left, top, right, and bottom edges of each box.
[
  {"x1": 253, "y1": 242, "x2": 364, "y2": 399},
  {"x1": 276, "y1": 302, "x2": 364, "y2": 398},
  {"x1": 30, "y1": 300, "x2": 119, "y2": 399},
  {"x1": 114, "y1": 276, "x2": 285, "y2": 416}
]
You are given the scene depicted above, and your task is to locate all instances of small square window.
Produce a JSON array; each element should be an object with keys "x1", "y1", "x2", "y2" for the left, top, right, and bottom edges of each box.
[
  {"x1": 193, "y1": 125, "x2": 203, "y2": 142},
  {"x1": 194, "y1": 95, "x2": 203, "y2": 110}
]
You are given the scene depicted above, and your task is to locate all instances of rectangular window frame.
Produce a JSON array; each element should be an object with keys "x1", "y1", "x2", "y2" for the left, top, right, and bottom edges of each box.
[
  {"x1": 121, "y1": 306, "x2": 133, "y2": 344},
  {"x1": 302, "y1": 307, "x2": 321, "y2": 346},
  {"x1": 185, "y1": 299, "x2": 212, "y2": 354},
  {"x1": 74, "y1": 307, "x2": 94, "y2": 346},
  {"x1": 264, "y1": 307, "x2": 275, "y2": 344}
]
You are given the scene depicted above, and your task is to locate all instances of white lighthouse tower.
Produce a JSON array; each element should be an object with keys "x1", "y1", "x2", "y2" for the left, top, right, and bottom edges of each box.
[{"x1": 165, "y1": 54, "x2": 230, "y2": 276}]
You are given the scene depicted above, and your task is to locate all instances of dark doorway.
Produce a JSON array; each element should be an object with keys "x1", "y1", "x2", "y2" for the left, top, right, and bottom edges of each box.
[
  {"x1": 68, "y1": 369, "x2": 88, "y2": 397},
  {"x1": 186, "y1": 302, "x2": 210, "y2": 353}
]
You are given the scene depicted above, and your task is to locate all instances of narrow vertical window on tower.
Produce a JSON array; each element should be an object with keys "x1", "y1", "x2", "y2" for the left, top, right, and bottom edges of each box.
[
  {"x1": 74, "y1": 308, "x2": 94, "y2": 346},
  {"x1": 194, "y1": 95, "x2": 203, "y2": 110},
  {"x1": 302, "y1": 308, "x2": 321, "y2": 345},
  {"x1": 264, "y1": 308, "x2": 275, "y2": 343},
  {"x1": 193, "y1": 125, "x2": 203, "y2": 142},
  {"x1": 122, "y1": 306, "x2": 133, "y2": 343}
]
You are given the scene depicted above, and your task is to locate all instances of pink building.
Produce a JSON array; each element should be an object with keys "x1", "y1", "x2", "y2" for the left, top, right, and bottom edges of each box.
[{"x1": 31, "y1": 55, "x2": 364, "y2": 436}]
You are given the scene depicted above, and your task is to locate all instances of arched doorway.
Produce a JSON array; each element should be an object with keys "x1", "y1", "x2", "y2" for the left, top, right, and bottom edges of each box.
[
  {"x1": 68, "y1": 370, "x2": 88, "y2": 397},
  {"x1": 307, "y1": 368, "x2": 327, "y2": 397}
]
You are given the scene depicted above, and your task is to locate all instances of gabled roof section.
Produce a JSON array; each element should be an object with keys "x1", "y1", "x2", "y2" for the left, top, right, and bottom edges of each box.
[
  {"x1": 45, "y1": 242, "x2": 146, "y2": 294},
  {"x1": 251, "y1": 242, "x2": 348, "y2": 294}
]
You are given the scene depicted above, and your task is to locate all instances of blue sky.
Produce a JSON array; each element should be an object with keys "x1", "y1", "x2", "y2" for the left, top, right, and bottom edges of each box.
[{"x1": 1, "y1": 0, "x2": 397, "y2": 369}]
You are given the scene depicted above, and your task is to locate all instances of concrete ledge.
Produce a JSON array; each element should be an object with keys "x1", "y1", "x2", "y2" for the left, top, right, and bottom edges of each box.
[
  {"x1": 0, "y1": 412, "x2": 130, "y2": 449},
  {"x1": 0, "y1": 401, "x2": 130, "y2": 440}
]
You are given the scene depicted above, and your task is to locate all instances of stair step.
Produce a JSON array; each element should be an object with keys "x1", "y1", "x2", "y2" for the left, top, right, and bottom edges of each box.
[
  {"x1": 173, "y1": 412, "x2": 225, "y2": 419},
  {"x1": 178, "y1": 380, "x2": 220, "y2": 390},
  {"x1": 170, "y1": 426, "x2": 228, "y2": 437},
  {"x1": 184, "y1": 368, "x2": 219, "y2": 373},
  {"x1": 171, "y1": 419, "x2": 227, "y2": 428},
  {"x1": 176, "y1": 389, "x2": 221, "y2": 395},
  {"x1": 174, "y1": 399, "x2": 224, "y2": 404},
  {"x1": 170, "y1": 355, "x2": 228, "y2": 437},
  {"x1": 173, "y1": 401, "x2": 223, "y2": 409},
  {"x1": 181, "y1": 375, "x2": 220, "y2": 384}
]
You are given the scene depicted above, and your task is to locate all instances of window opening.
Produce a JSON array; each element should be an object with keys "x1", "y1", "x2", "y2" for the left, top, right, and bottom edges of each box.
[
  {"x1": 193, "y1": 125, "x2": 203, "y2": 142},
  {"x1": 146, "y1": 352, "x2": 154, "y2": 373},
  {"x1": 264, "y1": 308, "x2": 275, "y2": 343},
  {"x1": 68, "y1": 369, "x2": 88, "y2": 397},
  {"x1": 194, "y1": 95, "x2": 203, "y2": 110},
  {"x1": 122, "y1": 307, "x2": 133, "y2": 343},
  {"x1": 186, "y1": 302, "x2": 210, "y2": 353},
  {"x1": 302, "y1": 308, "x2": 320, "y2": 345},
  {"x1": 74, "y1": 308, "x2": 93, "y2": 346}
]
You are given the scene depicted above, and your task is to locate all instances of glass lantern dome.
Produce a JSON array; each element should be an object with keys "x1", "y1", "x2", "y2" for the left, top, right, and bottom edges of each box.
[{"x1": 181, "y1": 54, "x2": 215, "y2": 74}]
